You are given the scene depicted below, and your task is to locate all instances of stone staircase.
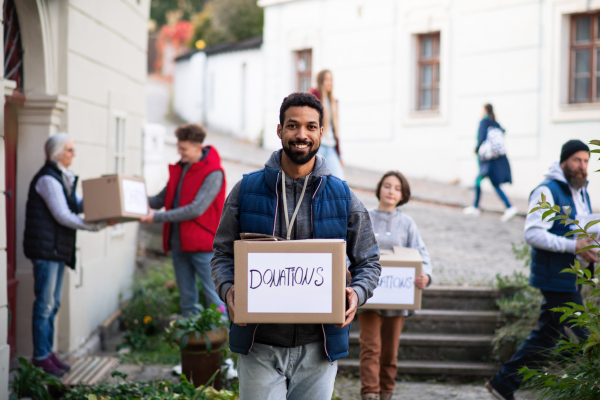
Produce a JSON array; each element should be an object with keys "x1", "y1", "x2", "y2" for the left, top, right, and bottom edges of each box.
[{"x1": 339, "y1": 286, "x2": 501, "y2": 377}]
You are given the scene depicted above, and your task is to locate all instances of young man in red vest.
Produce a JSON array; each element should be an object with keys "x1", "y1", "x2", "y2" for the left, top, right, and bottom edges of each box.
[{"x1": 141, "y1": 124, "x2": 227, "y2": 317}]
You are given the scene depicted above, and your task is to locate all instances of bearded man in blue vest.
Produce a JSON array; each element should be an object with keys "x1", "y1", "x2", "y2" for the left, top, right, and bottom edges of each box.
[
  {"x1": 211, "y1": 92, "x2": 381, "y2": 400},
  {"x1": 485, "y1": 140, "x2": 597, "y2": 400}
]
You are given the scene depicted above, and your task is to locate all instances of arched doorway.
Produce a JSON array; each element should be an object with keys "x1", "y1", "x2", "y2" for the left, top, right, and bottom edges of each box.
[{"x1": 4, "y1": 0, "x2": 25, "y2": 357}]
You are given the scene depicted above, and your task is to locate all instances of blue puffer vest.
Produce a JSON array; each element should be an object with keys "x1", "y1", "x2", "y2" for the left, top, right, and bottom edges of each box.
[
  {"x1": 229, "y1": 166, "x2": 352, "y2": 362},
  {"x1": 530, "y1": 179, "x2": 592, "y2": 292}
]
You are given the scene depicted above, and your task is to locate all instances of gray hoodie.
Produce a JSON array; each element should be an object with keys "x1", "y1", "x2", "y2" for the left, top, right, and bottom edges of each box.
[{"x1": 211, "y1": 150, "x2": 381, "y2": 348}]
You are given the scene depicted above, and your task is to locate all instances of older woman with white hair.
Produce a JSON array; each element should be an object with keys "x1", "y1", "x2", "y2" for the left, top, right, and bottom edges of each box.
[{"x1": 23, "y1": 133, "x2": 108, "y2": 376}]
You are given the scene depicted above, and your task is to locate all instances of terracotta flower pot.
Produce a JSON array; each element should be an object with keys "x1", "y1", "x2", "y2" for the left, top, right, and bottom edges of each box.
[{"x1": 179, "y1": 326, "x2": 228, "y2": 388}]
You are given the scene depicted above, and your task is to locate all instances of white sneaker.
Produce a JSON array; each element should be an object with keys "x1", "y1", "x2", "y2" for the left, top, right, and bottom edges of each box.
[
  {"x1": 501, "y1": 207, "x2": 518, "y2": 222},
  {"x1": 463, "y1": 206, "x2": 481, "y2": 216}
]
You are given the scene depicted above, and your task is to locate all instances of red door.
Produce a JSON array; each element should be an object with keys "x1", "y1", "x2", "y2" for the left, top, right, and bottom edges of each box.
[
  {"x1": 5, "y1": 91, "x2": 23, "y2": 357},
  {"x1": 4, "y1": 0, "x2": 24, "y2": 357}
]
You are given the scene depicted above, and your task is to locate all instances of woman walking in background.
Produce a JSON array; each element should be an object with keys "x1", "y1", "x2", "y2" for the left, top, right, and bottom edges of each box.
[
  {"x1": 309, "y1": 69, "x2": 344, "y2": 179},
  {"x1": 358, "y1": 171, "x2": 433, "y2": 400},
  {"x1": 463, "y1": 104, "x2": 518, "y2": 222}
]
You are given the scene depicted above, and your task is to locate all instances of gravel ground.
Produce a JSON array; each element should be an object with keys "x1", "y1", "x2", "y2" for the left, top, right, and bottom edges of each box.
[{"x1": 334, "y1": 375, "x2": 534, "y2": 400}]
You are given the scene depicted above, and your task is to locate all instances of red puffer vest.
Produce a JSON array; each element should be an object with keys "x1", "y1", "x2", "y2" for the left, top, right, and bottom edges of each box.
[{"x1": 163, "y1": 146, "x2": 226, "y2": 253}]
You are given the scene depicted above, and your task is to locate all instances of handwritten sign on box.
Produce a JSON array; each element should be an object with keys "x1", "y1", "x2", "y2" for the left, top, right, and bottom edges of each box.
[
  {"x1": 122, "y1": 179, "x2": 148, "y2": 215},
  {"x1": 234, "y1": 239, "x2": 346, "y2": 324},
  {"x1": 362, "y1": 247, "x2": 423, "y2": 310}
]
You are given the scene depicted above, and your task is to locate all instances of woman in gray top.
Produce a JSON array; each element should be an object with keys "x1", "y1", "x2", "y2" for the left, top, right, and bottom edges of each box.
[{"x1": 357, "y1": 171, "x2": 433, "y2": 400}]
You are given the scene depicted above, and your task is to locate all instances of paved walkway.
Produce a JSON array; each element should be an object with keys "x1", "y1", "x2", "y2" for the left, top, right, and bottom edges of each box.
[
  {"x1": 334, "y1": 375, "x2": 534, "y2": 400},
  {"x1": 204, "y1": 132, "x2": 531, "y2": 217},
  {"x1": 204, "y1": 132, "x2": 528, "y2": 287}
]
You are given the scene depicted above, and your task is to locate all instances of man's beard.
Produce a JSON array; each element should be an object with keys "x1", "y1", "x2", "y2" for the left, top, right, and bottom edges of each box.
[
  {"x1": 563, "y1": 164, "x2": 588, "y2": 189},
  {"x1": 282, "y1": 139, "x2": 320, "y2": 165}
]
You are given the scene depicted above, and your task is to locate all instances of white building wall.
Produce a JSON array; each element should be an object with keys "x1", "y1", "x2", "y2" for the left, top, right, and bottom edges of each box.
[
  {"x1": 14, "y1": 0, "x2": 150, "y2": 357},
  {"x1": 173, "y1": 52, "x2": 206, "y2": 124},
  {"x1": 204, "y1": 49, "x2": 264, "y2": 143},
  {"x1": 260, "y1": 0, "x2": 600, "y2": 207}
]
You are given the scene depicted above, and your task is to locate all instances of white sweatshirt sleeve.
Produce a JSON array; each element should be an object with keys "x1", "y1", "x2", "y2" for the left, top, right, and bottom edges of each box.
[{"x1": 524, "y1": 185, "x2": 577, "y2": 254}]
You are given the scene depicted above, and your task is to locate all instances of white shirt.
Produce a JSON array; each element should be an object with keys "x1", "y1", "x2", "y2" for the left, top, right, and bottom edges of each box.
[{"x1": 524, "y1": 162, "x2": 590, "y2": 265}]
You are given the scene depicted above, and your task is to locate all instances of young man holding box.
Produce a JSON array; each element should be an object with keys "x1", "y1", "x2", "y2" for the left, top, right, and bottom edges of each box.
[
  {"x1": 142, "y1": 124, "x2": 227, "y2": 317},
  {"x1": 211, "y1": 93, "x2": 381, "y2": 400}
]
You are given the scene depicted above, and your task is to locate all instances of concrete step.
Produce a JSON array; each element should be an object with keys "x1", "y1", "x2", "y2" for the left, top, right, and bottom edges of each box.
[
  {"x1": 403, "y1": 310, "x2": 500, "y2": 334},
  {"x1": 352, "y1": 310, "x2": 501, "y2": 334},
  {"x1": 348, "y1": 332, "x2": 494, "y2": 362},
  {"x1": 338, "y1": 358, "x2": 498, "y2": 377},
  {"x1": 422, "y1": 286, "x2": 499, "y2": 311}
]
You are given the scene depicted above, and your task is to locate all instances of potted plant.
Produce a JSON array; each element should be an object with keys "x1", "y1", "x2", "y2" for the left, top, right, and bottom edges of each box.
[{"x1": 166, "y1": 303, "x2": 229, "y2": 389}]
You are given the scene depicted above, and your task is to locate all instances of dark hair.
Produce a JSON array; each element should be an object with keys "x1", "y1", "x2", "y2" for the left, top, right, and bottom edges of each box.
[
  {"x1": 279, "y1": 92, "x2": 324, "y2": 127},
  {"x1": 175, "y1": 123, "x2": 207, "y2": 143},
  {"x1": 375, "y1": 170, "x2": 411, "y2": 206},
  {"x1": 484, "y1": 103, "x2": 495, "y2": 120}
]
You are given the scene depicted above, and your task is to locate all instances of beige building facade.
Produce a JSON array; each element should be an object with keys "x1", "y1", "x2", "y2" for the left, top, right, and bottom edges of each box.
[{"x1": 0, "y1": 0, "x2": 150, "y2": 394}]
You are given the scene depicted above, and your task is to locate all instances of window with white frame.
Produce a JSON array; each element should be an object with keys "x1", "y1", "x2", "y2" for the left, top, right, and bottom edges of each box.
[
  {"x1": 111, "y1": 114, "x2": 127, "y2": 236},
  {"x1": 114, "y1": 116, "x2": 126, "y2": 174},
  {"x1": 295, "y1": 49, "x2": 312, "y2": 92},
  {"x1": 416, "y1": 33, "x2": 441, "y2": 111},
  {"x1": 570, "y1": 12, "x2": 600, "y2": 103}
]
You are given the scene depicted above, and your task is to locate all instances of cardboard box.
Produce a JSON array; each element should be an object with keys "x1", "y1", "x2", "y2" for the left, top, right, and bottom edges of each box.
[
  {"x1": 361, "y1": 246, "x2": 423, "y2": 310},
  {"x1": 82, "y1": 175, "x2": 148, "y2": 222},
  {"x1": 234, "y1": 238, "x2": 347, "y2": 324}
]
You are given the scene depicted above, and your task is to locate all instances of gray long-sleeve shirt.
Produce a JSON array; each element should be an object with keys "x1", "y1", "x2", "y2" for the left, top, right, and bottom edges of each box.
[
  {"x1": 35, "y1": 174, "x2": 105, "y2": 231},
  {"x1": 211, "y1": 150, "x2": 381, "y2": 348},
  {"x1": 366, "y1": 207, "x2": 433, "y2": 317},
  {"x1": 148, "y1": 150, "x2": 224, "y2": 252}
]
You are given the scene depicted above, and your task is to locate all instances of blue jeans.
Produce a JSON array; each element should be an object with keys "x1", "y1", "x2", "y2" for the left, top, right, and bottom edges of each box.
[
  {"x1": 238, "y1": 342, "x2": 337, "y2": 400},
  {"x1": 474, "y1": 175, "x2": 511, "y2": 208},
  {"x1": 317, "y1": 145, "x2": 344, "y2": 180},
  {"x1": 171, "y1": 251, "x2": 226, "y2": 317},
  {"x1": 492, "y1": 288, "x2": 588, "y2": 395},
  {"x1": 32, "y1": 259, "x2": 65, "y2": 360}
]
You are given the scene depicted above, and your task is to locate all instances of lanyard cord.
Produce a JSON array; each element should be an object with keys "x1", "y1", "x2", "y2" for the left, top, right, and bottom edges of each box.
[{"x1": 281, "y1": 170, "x2": 311, "y2": 240}]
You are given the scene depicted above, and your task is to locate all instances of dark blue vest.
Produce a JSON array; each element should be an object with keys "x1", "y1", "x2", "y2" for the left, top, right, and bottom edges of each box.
[
  {"x1": 529, "y1": 179, "x2": 592, "y2": 292},
  {"x1": 23, "y1": 162, "x2": 79, "y2": 268},
  {"x1": 229, "y1": 167, "x2": 352, "y2": 362}
]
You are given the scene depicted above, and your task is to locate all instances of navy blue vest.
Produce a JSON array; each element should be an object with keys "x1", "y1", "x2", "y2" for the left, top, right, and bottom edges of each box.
[
  {"x1": 229, "y1": 166, "x2": 352, "y2": 362},
  {"x1": 529, "y1": 179, "x2": 592, "y2": 292},
  {"x1": 23, "y1": 162, "x2": 79, "y2": 268}
]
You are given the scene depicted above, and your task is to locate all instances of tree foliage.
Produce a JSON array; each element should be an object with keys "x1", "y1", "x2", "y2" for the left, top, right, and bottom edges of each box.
[
  {"x1": 150, "y1": 0, "x2": 206, "y2": 28},
  {"x1": 151, "y1": 0, "x2": 264, "y2": 48},
  {"x1": 190, "y1": 0, "x2": 264, "y2": 47}
]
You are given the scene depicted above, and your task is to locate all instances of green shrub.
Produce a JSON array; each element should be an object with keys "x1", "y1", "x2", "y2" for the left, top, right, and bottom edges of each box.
[
  {"x1": 492, "y1": 270, "x2": 543, "y2": 363},
  {"x1": 9, "y1": 357, "x2": 63, "y2": 400},
  {"x1": 518, "y1": 140, "x2": 600, "y2": 398},
  {"x1": 119, "y1": 260, "x2": 180, "y2": 350},
  {"x1": 63, "y1": 370, "x2": 238, "y2": 400}
]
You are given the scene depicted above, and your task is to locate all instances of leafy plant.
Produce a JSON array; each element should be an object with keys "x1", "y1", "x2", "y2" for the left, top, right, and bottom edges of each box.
[
  {"x1": 492, "y1": 271, "x2": 543, "y2": 362},
  {"x1": 63, "y1": 369, "x2": 238, "y2": 400},
  {"x1": 165, "y1": 303, "x2": 229, "y2": 352},
  {"x1": 9, "y1": 357, "x2": 63, "y2": 400},
  {"x1": 511, "y1": 241, "x2": 531, "y2": 268},
  {"x1": 119, "y1": 260, "x2": 180, "y2": 350},
  {"x1": 518, "y1": 140, "x2": 600, "y2": 398},
  {"x1": 117, "y1": 335, "x2": 181, "y2": 366}
]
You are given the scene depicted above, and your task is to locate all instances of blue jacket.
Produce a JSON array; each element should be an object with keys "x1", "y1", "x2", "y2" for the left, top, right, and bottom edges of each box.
[
  {"x1": 212, "y1": 151, "x2": 380, "y2": 361},
  {"x1": 529, "y1": 178, "x2": 592, "y2": 292},
  {"x1": 476, "y1": 117, "x2": 512, "y2": 185},
  {"x1": 229, "y1": 166, "x2": 353, "y2": 362}
]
